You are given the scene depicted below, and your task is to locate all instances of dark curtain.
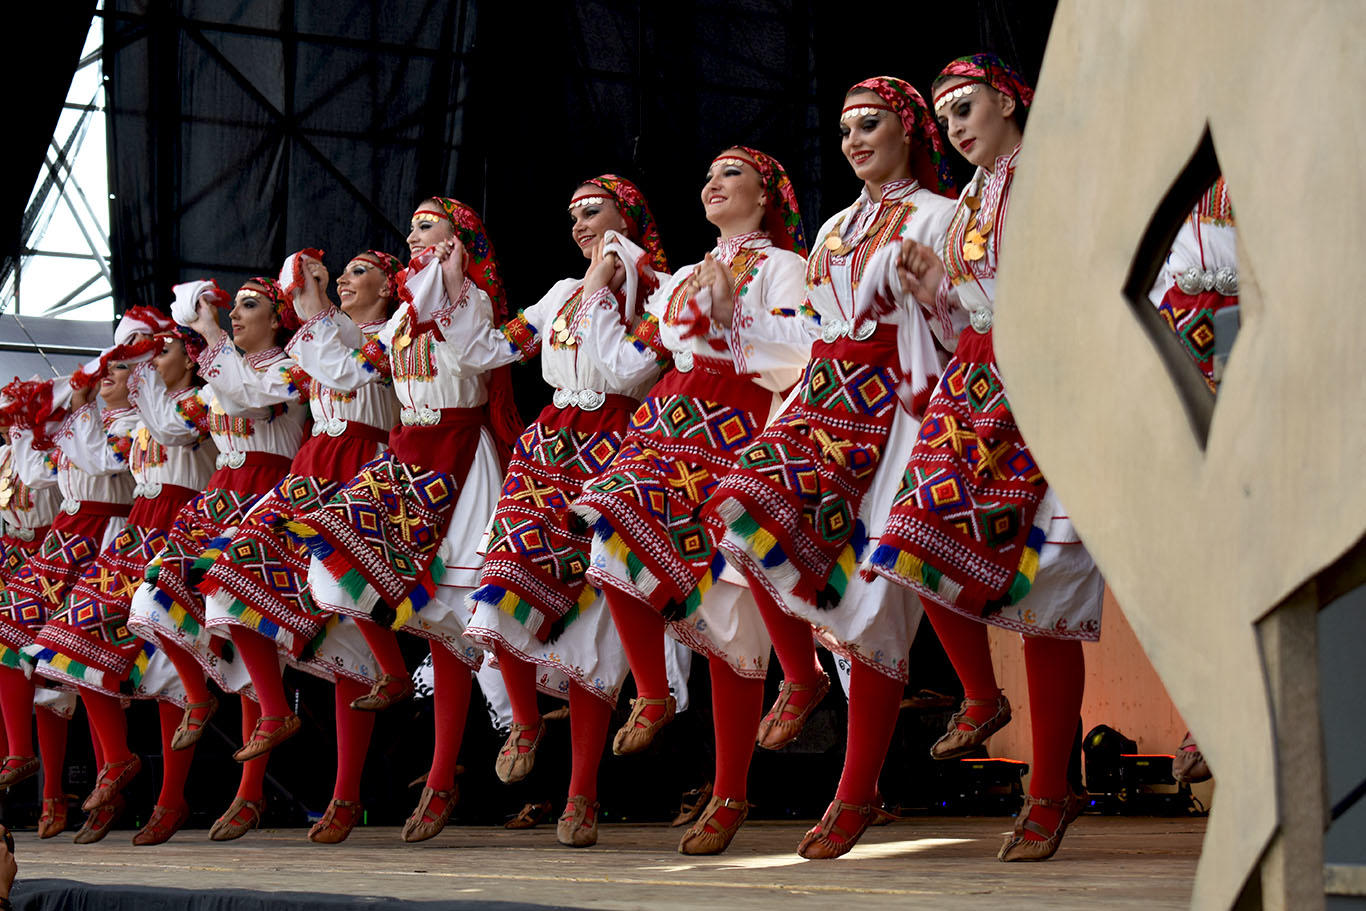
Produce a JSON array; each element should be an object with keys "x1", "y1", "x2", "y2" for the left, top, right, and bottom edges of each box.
[
  {"x1": 104, "y1": 0, "x2": 1054, "y2": 321},
  {"x1": 105, "y1": 0, "x2": 480, "y2": 312},
  {"x1": 0, "y1": 0, "x2": 99, "y2": 293}
]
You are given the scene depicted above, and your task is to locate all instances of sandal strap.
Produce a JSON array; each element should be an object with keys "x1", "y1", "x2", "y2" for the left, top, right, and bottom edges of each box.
[
  {"x1": 949, "y1": 694, "x2": 1008, "y2": 732},
  {"x1": 814, "y1": 799, "x2": 873, "y2": 842},
  {"x1": 696, "y1": 796, "x2": 748, "y2": 834}
]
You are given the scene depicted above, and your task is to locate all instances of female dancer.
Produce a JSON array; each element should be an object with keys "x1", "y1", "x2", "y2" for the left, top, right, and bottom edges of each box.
[
  {"x1": 462, "y1": 175, "x2": 669, "y2": 848},
  {"x1": 289, "y1": 198, "x2": 517, "y2": 843},
  {"x1": 0, "y1": 341, "x2": 143, "y2": 819},
  {"x1": 128, "y1": 277, "x2": 310, "y2": 841},
  {"x1": 570, "y1": 147, "x2": 812, "y2": 852},
  {"x1": 0, "y1": 380, "x2": 74, "y2": 838},
  {"x1": 867, "y1": 55, "x2": 1105, "y2": 862},
  {"x1": 702, "y1": 77, "x2": 959, "y2": 857},
  {"x1": 199, "y1": 248, "x2": 406, "y2": 843},
  {"x1": 25, "y1": 325, "x2": 217, "y2": 844}
]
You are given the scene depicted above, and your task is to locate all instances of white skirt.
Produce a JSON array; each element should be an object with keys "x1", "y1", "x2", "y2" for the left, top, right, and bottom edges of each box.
[
  {"x1": 128, "y1": 581, "x2": 257, "y2": 699},
  {"x1": 946, "y1": 489, "x2": 1105, "y2": 640}
]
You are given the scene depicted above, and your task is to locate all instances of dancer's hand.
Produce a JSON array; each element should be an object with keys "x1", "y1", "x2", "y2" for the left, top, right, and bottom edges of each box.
[
  {"x1": 293, "y1": 256, "x2": 330, "y2": 320},
  {"x1": 694, "y1": 254, "x2": 734, "y2": 327},
  {"x1": 897, "y1": 239, "x2": 945, "y2": 306},
  {"x1": 583, "y1": 238, "x2": 623, "y2": 299},
  {"x1": 189, "y1": 297, "x2": 225, "y2": 346}
]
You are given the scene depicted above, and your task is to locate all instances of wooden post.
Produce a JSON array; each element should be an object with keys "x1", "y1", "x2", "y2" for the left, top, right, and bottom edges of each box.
[{"x1": 1256, "y1": 584, "x2": 1326, "y2": 911}]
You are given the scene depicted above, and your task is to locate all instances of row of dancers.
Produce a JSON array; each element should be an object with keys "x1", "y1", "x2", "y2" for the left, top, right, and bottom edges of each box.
[{"x1": 0, "y1": 53, "x2": 1233, "y2": 860}]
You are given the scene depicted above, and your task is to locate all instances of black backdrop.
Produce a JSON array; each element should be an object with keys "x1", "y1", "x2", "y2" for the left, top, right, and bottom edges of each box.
[{"x1": 4, "y1": 1, "x2": 1062, "y2": 831}]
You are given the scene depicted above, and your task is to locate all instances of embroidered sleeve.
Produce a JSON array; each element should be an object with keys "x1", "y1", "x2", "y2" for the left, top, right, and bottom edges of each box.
[
  {"x1": 198, "y1": 339, "x2": 308, "y2": 413},
  {"x1": 626, "y1": 313, "x2": 671, "y2": 367},
  {"x1": 728, "y1": 252, "x2": 815, "y2": 389},
  {"x1": 134, "y1": 364, "x2": 207, "y2": 446},
  {"x1": 54, "y1": 403, "x2": 130, "y2": 476},
  {"x1": 7, "y1": 428, "x2": 58, "y2": 489},
  {"x1": 499, "y1": 311, "x2": 541, "y2": 362}
]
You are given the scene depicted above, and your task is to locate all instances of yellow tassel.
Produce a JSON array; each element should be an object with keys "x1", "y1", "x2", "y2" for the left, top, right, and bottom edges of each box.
[
  {"x1": 1017, "y1": 548, "x2": 1040, "y2": 582},
  {"x1": 750, "y1": 526, "x2": 777, "y2": 558}
]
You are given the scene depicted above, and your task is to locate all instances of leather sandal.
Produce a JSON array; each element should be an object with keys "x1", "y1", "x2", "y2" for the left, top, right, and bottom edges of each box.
[
  {"x1": 611, "y1": 695, "x2": 675, "y2": 755},
  {"x1": 233, "y1": 712, "x2": 301, "y2": 762},
  {"x1": 556, "y1": 795, "x2": 598, "y2": 848},
  {"x1": 0, "y1": 754, "x2": 40, "y2": 789},
  {"x1": 671, "y1": 781, "x2": 713, "y2": 827},
  {"x1": 505, "y1": 800, "x2": 553, "y2": 830},
  {"x1": 402, "y1": 785, "x2": 457, "y2": 843},
  {"x1": 1171, "y1": 731, "x2": 1212, "y2": 783},
  {"x1": 73, "y1": 794, "x2": 126, "y2": 844},
  {"x1": 208, "y1": 796, "x2": 265, "y2": 841},
  {"x1": 797, "y1": 799, "x2": 875, "y2": 859},
  {"x1": 494, "y1": 720, "x2": 544, "y2": 784},
  {"x1": 998, "y1": 792, "x2": 1082, "y2": 862},
  {"x1": 678, "y1": 795, "x2": 749, "y2": 855},
  {"x1": 756, "y1": 672, "x2": 831, "y2": 750},
  {"x1": 349, "y1": 674, "x2": 414, "y2": 713},
  {"x1": 929, "y1": 692, "x2": 1012, "y2": 760},
  {"x1": 132, "y1": 803, "x2": 189, "y2": 846},
  {"x1": 869, "y1": 791, "x2": 897, "y2": 827},
  {"x1": 38, "y1": 797, "x2": 67, "y2": 838},
  {"x1": 308, "y1": 798, "x2": 363, "y2": 844},
  {"x1": 82, "y1": 754, "x2": 142, "y2": 812},
  {"x1": 171, "y1": 695, "x2": 219, "y2": 751}
]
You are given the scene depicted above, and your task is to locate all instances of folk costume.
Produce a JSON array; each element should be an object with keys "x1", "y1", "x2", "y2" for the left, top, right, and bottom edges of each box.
[
  {"x1": 0, "y1": 386, "x2": 78, "y2": 834},
  {"x1": 127, "y1": 277, "x2": 310, "y2": 841},
  {"x1": 866, "y1": 56, "x2": 1104, "y2": 862},
  {"x1": 462, "y1": 175, "x2": 669, "y2": 845},
  {"x1": 697, "y1": 78, "x2": 961, "y2": 857},
  {"x1": 26, "y1": 323, "x2": 218, "y2": 844},
  {"x1": 288, "y1": 199, "x2": 513, "y2": 842},
  {"x1": 200, "y1": 249, "x2": 405, "y2": 842},
  {"x1": 569, "y1": 149, "x2": 814, "y2": 851},
  {"x1": 1149, "y1": 177, "x2": 1237, "y2": 387}
]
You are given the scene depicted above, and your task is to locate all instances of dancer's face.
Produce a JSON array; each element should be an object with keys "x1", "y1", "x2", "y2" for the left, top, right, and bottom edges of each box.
[
  {"x1": 336, "y1": 255, "x2": 391, "y2": 320},
  {"x1": 407, "y1": 201, "x2": 455, "y2": 256},
  {"x1": 569, "y1": 186, "x2": 628, "y2": 260},
  {"x1": 701, "y1": 150, "x2": 766, "y2": 234},
  {"x1": 936, "y1": 78, "x2": 1019, "y2": 170},
  {"x1": 154, "y1": 337, "x2": 195, "y2": 390},
  {"x1": 100, "y1": 360, "x2": 132, "y2": 406},
  {"x1": 229, "y1": 283, "x2": 280, "y2": 353},
  {"x1": 840, "y1": 90, "x2": 912, "y2": 187}
]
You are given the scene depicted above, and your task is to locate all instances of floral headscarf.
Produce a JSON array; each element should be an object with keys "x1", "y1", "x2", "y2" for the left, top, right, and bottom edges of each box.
[
  {"x1": 421, "y1": 197, "x2": 508, "y2": 324},
  {"x1": 846, "y1": 77, "x2": 956, "y2": 197},
  {"x1": 932, "y1": 54, "x2": 1035, "y2": 113},
  {"x1": 574, "y1": 175, "x2": 669, "y2": 273},
  {"x1": 351, "y1": 249, "x2": 406, "y2": 302},
  {"x1": 712, "y1": 146, "x2": 807, "y2": 256}
]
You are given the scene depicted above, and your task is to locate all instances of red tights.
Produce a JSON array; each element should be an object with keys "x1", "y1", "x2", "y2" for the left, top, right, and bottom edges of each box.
[
  {"x1": 37, "y1": 706, "x2": 67, "y2": 801},
  {"x1": 230, "y1": 628, "x2": 292, "y2": 732},
  {"x1": 495, "y1": 646, "x2": 613, "y2": 803},
  {"x1": 235, "y1": 697, "x2": 270, "y2": 802},
  {"x1": 922, "y1": 600, "x2": 1085, "y2": 839},
  {"x1": 748, "y1": 580, "x2": 824, "y2": 708},
  {"x1": 426, "y1": 645, "x2": 472, "y2": 795},
  {"x1": 0, "y1": 667, "x2": 35, "y2": 758},
  {"x1": 157, "y1": 639, "x2": 213, "y2": 706},
  {"x1": 81, "y1": 690, "x2": 133, "y2": 765},
  {"x1": 604, "y1": 589, "x2": 671, "y2": 725},
  {"x1": 354, "y1": 618, "x2": 409, "y2": 681},
  {"x1": 156, "y1": 701, "x2": 194, "y2": 811},
  {"x1": 706, "y1": 656, "x2": 764, "y2": 829},
  {"x1": 332, "y1": 678, "x2": 375, "y2": 803}
]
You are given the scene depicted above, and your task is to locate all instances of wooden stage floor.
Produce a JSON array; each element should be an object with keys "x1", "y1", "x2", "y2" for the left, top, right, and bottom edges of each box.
[{"x1": 12, "y1": 815, "x2": 1204, "y2": 909}]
